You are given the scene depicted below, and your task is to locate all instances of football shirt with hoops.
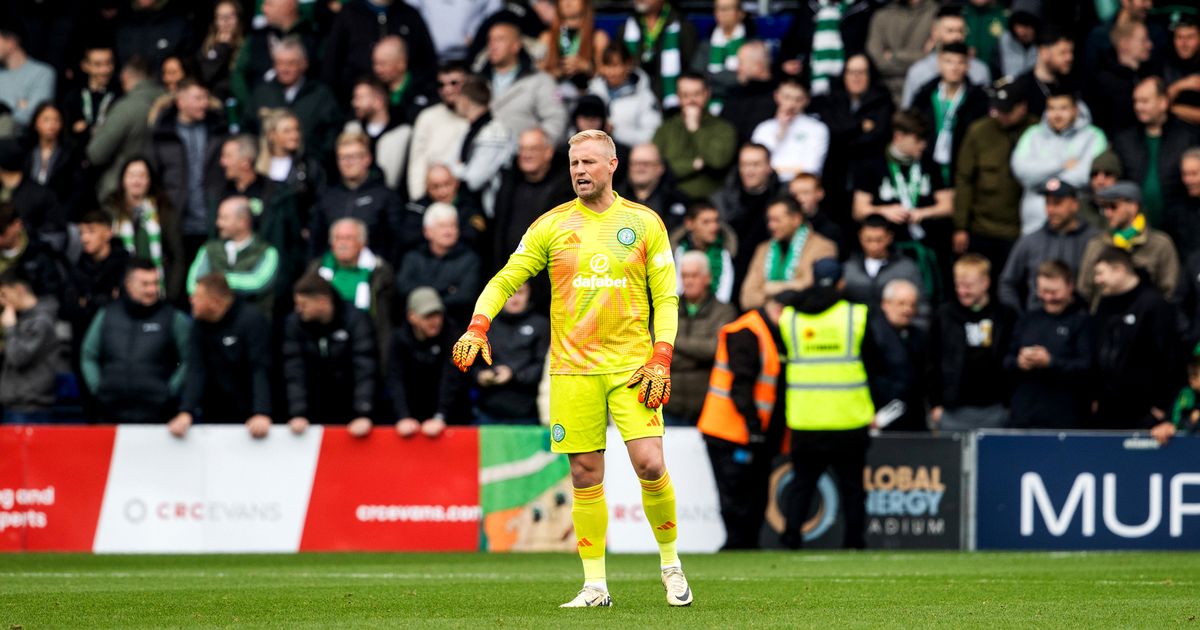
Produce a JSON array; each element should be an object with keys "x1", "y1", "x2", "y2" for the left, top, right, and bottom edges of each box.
[{"x1": 473, "y1": 192, "x2": 679, "y2": 375}]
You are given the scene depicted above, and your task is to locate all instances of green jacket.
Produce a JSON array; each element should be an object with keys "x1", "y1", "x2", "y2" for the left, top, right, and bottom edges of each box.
[
  {"x1": 86, "y1": 80, "x2": 166, "y2": 198},
  {"x1": 187, "y1": 235, "x2": 280, "y2": 319},
  {"x1": 209, "y1": 181, "x2": 305, "y2": 295},
  {"x1": 652, "y1": 112, "x2": 737, "y2": 200},
  {"x1": 954, "y1": 114, "x2": 1037, "y2": 240}
]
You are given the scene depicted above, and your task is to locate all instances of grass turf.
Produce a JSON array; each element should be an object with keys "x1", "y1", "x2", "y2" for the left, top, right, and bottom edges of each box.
[{"x1": 1, "y1": 551, "x2": 1197, "y2": 628}]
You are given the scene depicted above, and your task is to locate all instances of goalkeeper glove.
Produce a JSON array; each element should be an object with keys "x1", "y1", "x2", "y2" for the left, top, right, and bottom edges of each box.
[
  {"x1": 626, "y1": 342, "x2": 673, "y2": 409},
  {"x1": 451, "y1": 314, "x2": 493, "y2": 372}
]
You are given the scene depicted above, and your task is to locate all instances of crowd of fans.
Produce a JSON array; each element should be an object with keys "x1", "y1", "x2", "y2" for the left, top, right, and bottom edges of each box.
[{"x1": 0, "y1": 0, "x2": 1199, "y2": 448}]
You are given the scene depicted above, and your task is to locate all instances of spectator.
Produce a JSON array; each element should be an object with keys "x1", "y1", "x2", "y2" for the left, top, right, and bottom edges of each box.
[
  {"x1": 451, "y1": 76, "x2": 513, "y2": 216},
  {"x1": 146, "y1": 78, "x2": 228, "y2": 261},
  {"x1": 750, "y1": 77, "x2": 829, "y2": 181},
  {"x1": 344, "y1": 77, "x2": 412, "y2": 192},
  {"x1": 788, "y1": 174, "x2": 845, "y2": 254},
  {"x1": 410, "y1": 0, "x2": 500, "y2": 61},
  {"x1": 588, "y1": 45, "x2": 661, "y2": 147},
  {"x1": 170, "y1": 273, "x2": 273, "y2": 437},
  {"x1": 538, "y1": 0, "x2": 610, "y2": 101},
  {"x1": 952, "y1": 77, "x2": 1037, "y2": 271},
  {"x1": 63, "y1": 211, "x2": 131, "y2": 361},
  {"x1": 617, "y1": 143, "x2": 689, "y2": 232},
  {"x1": 389, "y1": 286, "x2": 468, "y2": 436},
  {"x1": 670, "y1": 201, "x2": 737, "y2": 305},
  {"x1": 87, "y1": 57, "x2": 166, "y2": 199},
  {"x1": 1012, "y1": 26, "x2": 1077, "y2": 118},
  {"x1": 776, "y1": 0, "x2": 879, "y2": 94},
  {"x1": 372, "y1": 35, "x2": 433, "y2": 126},
  {"x1": 852, "y1": 110, "x2": 954, "y2": 293},
  {"x1": 999, "y1": 178, "x2": 1100, "y2": 313},
  {"x1": 1011, "y1": 88, "x2": 1108, "y2": 235},
  {"x1": 0, "y1": 20, "x2": 55, "y2": 128},
  {"x1": 395, "y1": 202, "x2": 481, "y2": 323},
  {"x1": 493, "y1": 128, "x2": 573, "y2": 269},
  {"x1": 1005, "y1": 259, "x2": 1093, "y2": 430},
  {"x1": 879, "y1": 278, "x2": 929, "y2": 431},
  {"x1": 0, "y1": 270, "x2": 61, "y2": 423},
  {"x1": 963, "y1": 0, "x2": 1006, "y2": 71},
  {"x1": 928, "y1": 254, "x2": 1016, "y2": 431},
  {"x1": 472, "y1": 283, "x2": 549, "y2": 424},
  {"x1": 691, "y1": 0, "x2": 750, "y2": 111},
  {"x1": 1080, "y1": 149, "x2": 1121, "y2": 230},
  {"x1": 232, "y1": 0, "x2": 320, "y2": 105},
  {"x1": 718, "y1": 40, "x2": 776, "y2": 146},
  {"x1": 480, "y1": 21, "x2": 568, "y2": 145},
  {"x1": 1154, "y1": 355, "x2": 1200, "y2": 445},
  {"x1": 740, "y1": 196, "x2": 838, "y2": 310},
  {"x1": 778, "y1": 258, "x2": 908, "y2": 549},
  {"x1": 1171, "y1": 148, "x2": 1200, "y2": 261},
  {"x1": 811, "y1": 53, "x2": 895, "y2": 219},
  {"x1": 26, "y1": 104, "x2": 86, "y2": 223},
  {"x1": 244, "y1": 37, "x2": 342, "y2": 161},
  {"x1": 80, "y1": 259, "x2": 190, "y2": 424},
  {"x1": 619, "y1": 0, "x2": 697, "y2": 109},
  {"x1": 992, "y1": 9, "x2": 1039, "y2": 79},
  {"x1": 407, "y1": 62, "x2": 471, "y2": 201},
  {"x1": 1090, "y1": 246, "x2": 1179, "y2": 430},
  {"x1": 114, "y1": 0, "x2": 191, "y2": 70},
  {"x1": 62, "y1": 44, "x2": 118, "y2": 141},
  {"x1": 466, "y1": 0, "x2": 556, "y2": 64},
  {"x1": 653, "y1": 72, "x2": 737, "y2": 200},
  {"x1": 309, "y1": 217, "x2": 396, "y2": 359},
  {"x1": 664, "y1": 251, "x2": 737, "y2": 425},
  {"x1": 1088, "y1": 18, "x2": 1154, "y2": 134},
  {"x1": 255, "y1": 108, "x2": 325, "y2": 216},
  {"x1": 1166, "y1": 15, "x2": 1200, "y2": 126},
  {"x1": 899, "y1": 6, "x2": 991, "y2": 109},
  {"x1": 0, "y1": 139, "x2": 64, "y2": 251},
  {"x1": 321, "y1": 0, "x2": 438, "y2": 104},
  {"x1": 405, "y1": 164, "x2": 488, "y2": 253},
  {"x1": 865, "y1": 0, "x2": 938, "y2": 103},
  {"x1": 186, "y1": 196, "x2": 281, "y2": 319},
  {"x1": 1078, "y1": 181, "x2": 1179, "y2": 306},
  {"x1": 910, "y1": 42, "x2": 989, "y2": 187},
  {"x1": 195, "y1": 0, "x2": 245, "y2": 102},
  {"x1": 697, "y1": 293, "x2": 786, "y2": 549},
  {"x1": 843, "y1": 215, "x2": 926, "y2": 320},
  {"x1": 215, "y1": 135, "x2": 304, "y2": 290},
  {"x1": 311, "y1": 131, "x2": 403, "y2": 264},
  {"x1": 0, "y1": 203, "x2": 64, "y2": 301},
  {"x1": 104, "y1": 157, "x2": 186, "y2": 300},
  {"x1": 1114, "y1": 76, "x2": 1200, "y2": 231},
  {"x1": 282, "y1": 273, "x2": 377, "y2": 435}
]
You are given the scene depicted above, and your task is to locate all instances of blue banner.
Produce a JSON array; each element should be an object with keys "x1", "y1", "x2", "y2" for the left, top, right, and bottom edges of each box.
[{"x1": 975, "y1": 433, "x2": 1200, "y2": 549}]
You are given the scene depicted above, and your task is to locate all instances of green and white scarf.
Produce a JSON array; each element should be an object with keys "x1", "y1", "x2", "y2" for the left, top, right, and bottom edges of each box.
[
  {"x1": 706, "y1": 22, "x2": 745, "y2": 114},
  {"x1": 810, "y1": 0, "x2": 850, "y2": 96},
  {"x1": 680, "y1": 232, "x2": 726, "y2": 295},
  {"x1": 115, "y1": 201, "x2": 164, "y2": 287},
  {"x1": 931, "y1": 82, "x2": 965, "y2": 182},
  {"x1": 765, "y1": 224, "x2": 810, "y2": 282},
  {"x1": 317, "y1": 248, "x2": 376, "y2": 311},
  {"x1": 625, "y1": 7, "x2": 683, "y2": 109}
]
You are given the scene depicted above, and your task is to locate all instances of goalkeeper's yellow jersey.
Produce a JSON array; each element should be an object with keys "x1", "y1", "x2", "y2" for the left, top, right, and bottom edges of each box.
[{"x1": 473, "y1": 192, "x2": 679, "y2": 375}]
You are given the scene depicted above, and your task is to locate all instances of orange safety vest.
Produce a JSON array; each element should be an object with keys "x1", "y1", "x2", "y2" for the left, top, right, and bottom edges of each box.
[{"x1": 697, "y1": 310, "x2": 781, "y2": 445}]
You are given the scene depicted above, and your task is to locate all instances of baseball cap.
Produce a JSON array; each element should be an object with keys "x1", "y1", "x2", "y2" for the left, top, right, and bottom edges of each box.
[
  {"x1": 989, "y1": 77, "x2": 1027, "y2": 112},
  {"x1": 407, "y1": 287, "x2": 444, "y2": 316},
  {"x1": 1095, "y1": 180, "x2": 1143, "y2": 204},
  {"x1": 1035, "y1": 177, "x2": 1077, "y2": 199},
  {"x1": 812, "y1": 258, "x2": 843, "y2": 288}
]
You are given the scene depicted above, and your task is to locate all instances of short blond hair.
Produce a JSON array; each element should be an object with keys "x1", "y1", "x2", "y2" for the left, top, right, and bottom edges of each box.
[
  {"x1": 954, "y1": 253, "x2": 991, "y2": 277},
  {"x1": 336, "y1": 130, "x2": 371, "y2": 152},
  {"x1": 568, "y1": 129, "x2": 616, "y2": 159}
]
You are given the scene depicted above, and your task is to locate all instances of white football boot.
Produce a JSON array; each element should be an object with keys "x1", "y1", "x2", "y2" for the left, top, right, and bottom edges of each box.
[
  {"x1": 559, "y1": 586, "x2": 613, "y2": 608},
  {"x1": 661, "y1": 567, "x2": 693, "y2": 606}
]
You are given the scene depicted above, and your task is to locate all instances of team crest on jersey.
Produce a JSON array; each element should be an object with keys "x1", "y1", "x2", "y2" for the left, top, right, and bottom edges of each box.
[
  {"x1": 617, "y1": 227, "x2": 636, "y2": 246},
  {"x1": 552, "y1": 423, "x2": 566, "y2": 442}
]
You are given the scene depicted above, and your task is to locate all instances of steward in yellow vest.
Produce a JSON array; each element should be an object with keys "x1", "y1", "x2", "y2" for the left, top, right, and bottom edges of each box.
[{"x1": 777, "y1": 258, "x2": 909, "y2": 550}]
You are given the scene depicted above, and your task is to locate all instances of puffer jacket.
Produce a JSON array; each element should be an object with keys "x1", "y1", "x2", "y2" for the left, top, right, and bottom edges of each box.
[{"x1": 588, "y1": 67, "x2": 662, "y2": 147}]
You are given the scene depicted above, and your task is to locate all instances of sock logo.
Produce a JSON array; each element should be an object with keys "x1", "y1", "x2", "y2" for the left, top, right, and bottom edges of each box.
[
  {"x1": 656, "y1": 521, "x2": 676, "y2": 531},
  {"x1": 577, "y1": 537, "x2": 594, "y2": 548},
  {"x1": 552, "y1": 423, "x2": 566, "y2": 442}
]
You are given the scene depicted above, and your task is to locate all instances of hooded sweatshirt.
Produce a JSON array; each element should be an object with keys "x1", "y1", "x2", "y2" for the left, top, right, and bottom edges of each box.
[{"x1": 1010, "y1": 107, "x2": 1108, "y2": 235}]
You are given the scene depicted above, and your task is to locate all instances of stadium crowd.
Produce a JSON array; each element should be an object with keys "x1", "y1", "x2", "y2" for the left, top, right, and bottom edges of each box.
[{"x1": 0, "y1": 0, "x2": 1199, "y2": 459}]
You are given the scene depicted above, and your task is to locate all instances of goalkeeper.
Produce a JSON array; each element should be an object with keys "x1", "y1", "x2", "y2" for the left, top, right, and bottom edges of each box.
[{"x1": 453, "y1": 130, "x2": 690, "y2": 608}]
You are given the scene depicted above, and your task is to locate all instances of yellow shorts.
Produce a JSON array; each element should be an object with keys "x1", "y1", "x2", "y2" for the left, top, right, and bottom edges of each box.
[{"x1": 548, "y1": 369, "x2": 665, "y2": 454}]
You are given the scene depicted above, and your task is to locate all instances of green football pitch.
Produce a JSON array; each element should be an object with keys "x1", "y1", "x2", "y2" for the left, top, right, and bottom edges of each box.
[{"x1": 2, "y1": 551, "x2": 1197, "y2": 628}]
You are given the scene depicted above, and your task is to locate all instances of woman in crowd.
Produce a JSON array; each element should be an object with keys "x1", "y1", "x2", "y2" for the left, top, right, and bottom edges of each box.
[
  {"x1": 196, "y1": 0, "x2": 246, "y2": 103},
  {"x1": 26, "y1": 102, "x2": 85, "y2": 222},
  {"x1": 255, "y1": 108, "x2": 325, "y2": 226},
  {"x1": 103, "y1": 157, "x2": 185, "y2": 300},
  {"x1": 539, "y1": 0, "x2": 609, "y2": 103}
]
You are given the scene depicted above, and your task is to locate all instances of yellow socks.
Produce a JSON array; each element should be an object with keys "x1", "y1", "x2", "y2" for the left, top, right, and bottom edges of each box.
[
  {"x1": 572, "y1": 483, "x2": 608, "y2": 591},
  {"x1": 639, "y1": 472, "x2": 680, "y2": 569}
]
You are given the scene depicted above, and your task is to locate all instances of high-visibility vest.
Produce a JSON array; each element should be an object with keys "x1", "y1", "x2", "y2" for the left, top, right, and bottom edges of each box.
[
  {"x1": 697, "y1": 310, "x2": 781, "y2": 445},
  {"x1": 779, "y1": 300, "x2": 874, "y2": 431}
]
